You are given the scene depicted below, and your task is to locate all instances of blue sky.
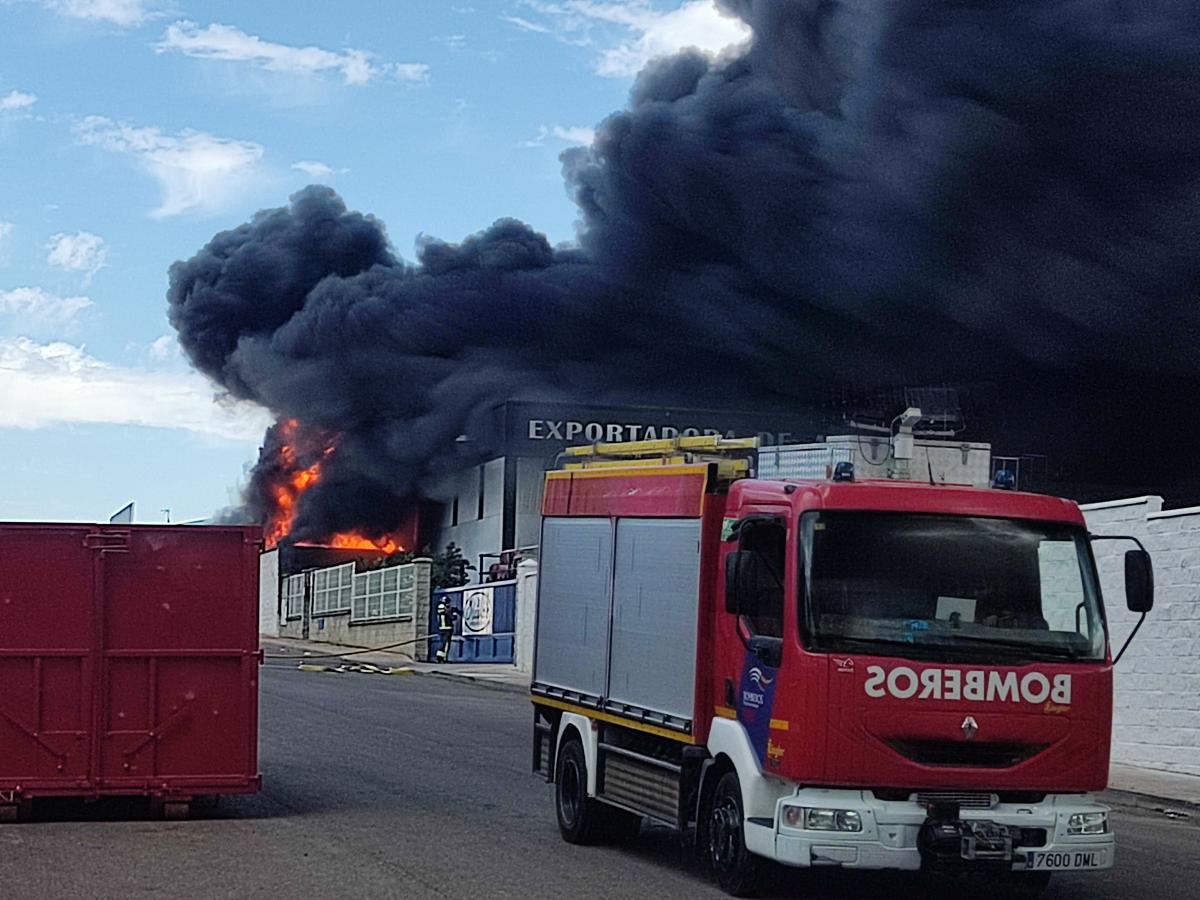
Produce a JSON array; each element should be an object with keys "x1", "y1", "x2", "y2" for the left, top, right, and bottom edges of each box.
[{"x1": 0, "y1": 0, "x2": 748, "y2": 523}]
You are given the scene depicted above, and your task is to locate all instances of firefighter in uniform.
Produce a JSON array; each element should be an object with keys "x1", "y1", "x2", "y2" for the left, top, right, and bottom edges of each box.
[{"x1": 435, "y1": 597, "x2": 459, "y2": 663}]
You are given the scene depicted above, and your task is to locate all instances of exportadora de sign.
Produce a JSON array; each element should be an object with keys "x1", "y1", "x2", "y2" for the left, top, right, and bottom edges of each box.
[{"x1": 526, "y1": 419, "x2": 797, "y2": 446}]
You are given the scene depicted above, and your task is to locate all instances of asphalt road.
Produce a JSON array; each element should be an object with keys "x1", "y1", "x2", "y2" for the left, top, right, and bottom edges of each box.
[{"x1": 1, "y1": 665, "x2": 1196, "y2": 900}]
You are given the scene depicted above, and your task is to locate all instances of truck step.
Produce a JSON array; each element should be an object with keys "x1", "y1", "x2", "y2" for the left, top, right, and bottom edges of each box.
[{"x1": 600, "y1": 754, "x2": 679, "y2": 824}]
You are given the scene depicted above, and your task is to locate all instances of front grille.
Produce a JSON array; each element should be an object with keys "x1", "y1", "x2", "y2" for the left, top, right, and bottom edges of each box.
[
  {"x1": 916, "y1": 791, "x2": 997, "y2": 810},
  {"x1": 886, "y1": 739, "x2": 1048, "y2": 768},
  {"x1": 997, "y1": 791, "x2": 1046, "y2": 804}
]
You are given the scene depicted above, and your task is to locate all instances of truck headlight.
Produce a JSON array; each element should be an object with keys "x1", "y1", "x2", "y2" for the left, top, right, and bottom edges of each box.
[
  {"x1": 1066, "y1": 812, "x2": 1109, "y2": 835},
  {"x1": 785, "y1": 807, "x2": 862, "y2": 832}
]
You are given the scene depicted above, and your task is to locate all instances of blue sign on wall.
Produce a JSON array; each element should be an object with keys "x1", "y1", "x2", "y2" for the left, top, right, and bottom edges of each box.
[{"x1": 430, "y1": 582, "x2": 516, "y2": 663}]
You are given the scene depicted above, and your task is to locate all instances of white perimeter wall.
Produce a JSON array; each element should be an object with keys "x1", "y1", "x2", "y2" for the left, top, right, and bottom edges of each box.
[
  {"x1": 1082, "y1": 496, "x2": 1200, "y2": 776},
  {"x1": 515, "y1": 558, "x2": 538, "y2": 675},
  {"x1": 258, "y1": 548, "x2": 280, "y2": 637}
]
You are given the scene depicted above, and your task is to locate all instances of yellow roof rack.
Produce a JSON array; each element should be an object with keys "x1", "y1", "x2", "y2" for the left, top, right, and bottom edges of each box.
[
  {"x1": 562, "y1": 435, "x2": 759, "y2": 458},
  {"x1": 559, "y1": 435, "x2": 760, "y2": 484}
]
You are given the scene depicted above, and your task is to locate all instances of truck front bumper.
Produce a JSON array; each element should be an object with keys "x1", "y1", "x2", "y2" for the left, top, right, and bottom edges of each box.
[{"x1": 760, "y1": 789, "x2": 1114, "y2": 872}]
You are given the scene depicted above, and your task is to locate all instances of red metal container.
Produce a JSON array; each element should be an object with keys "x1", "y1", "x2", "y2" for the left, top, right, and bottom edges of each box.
[{"x1": 0, "y1": 523, "x2": 262, "y2": 813}]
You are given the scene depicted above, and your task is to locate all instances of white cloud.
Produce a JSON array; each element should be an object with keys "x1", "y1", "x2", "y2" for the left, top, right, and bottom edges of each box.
[
  {"x1": 0, "y1": 222, "x2": 12, "y2": 244},
  {"x1": 156, "y1": 21, "x2": 430, "y2": 86},
  {"x1": 501, "y1": 14, "x2": 550, "y2": 34},
  {"x1": 0, "y1": 337, "x2": 271, "y2": 440},
  {"x1": 435, "y1": 33, "x2": 468, "y2": 52},
  {"x1": 148, "y1": 334, "x2": 176, "y2": 360},
  {"x1": 43, "y1": 0, "x2": 153, "y2": 27},
  {"x1": 553, "y1": 124, "x2": 594, "y2": 143},
  {"x1": 391, "y1": 63, "x2": 431, "y2": 83},
  {"x1": 520, "y1": 125, "x2": 550, "y2": 147},
  {"x1": 515, "y1": 0, "x2": 749, "y2": 77},
  {"x1": 0, "y1": 287, "x2": 92, "y2": 327},
  {"x1": 291, "y1": 160, "x2": 333, "y2": 178},
  {"x1": 46, "y1": 231, "x2": 108, "y2": 283},
  {"x1": 75, "y1": 116, "x2": 264, "y2": 218},
  {"x1": 521, "y1": 123, "x2": 595, "y2": 147},
  {"x1": 0, "y1": 90, "x2": 37, "y2": 112}
]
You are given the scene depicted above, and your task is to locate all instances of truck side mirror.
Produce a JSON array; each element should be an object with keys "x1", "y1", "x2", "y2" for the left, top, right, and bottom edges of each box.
[
  {"x1": 1124, "y1": 549, "x2": 1154, "y2": 614},
  {"x1": 725, "y1": 551, "x2": 765, "y2": 616},
  {"x1": 1089, "y1": 533, "x2": 1154, "y2": 666}
]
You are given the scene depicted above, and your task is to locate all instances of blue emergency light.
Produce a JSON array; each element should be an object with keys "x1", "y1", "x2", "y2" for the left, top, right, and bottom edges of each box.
[{"x1": 992, "y1": 469, "x2": 1017, "y2": 490}]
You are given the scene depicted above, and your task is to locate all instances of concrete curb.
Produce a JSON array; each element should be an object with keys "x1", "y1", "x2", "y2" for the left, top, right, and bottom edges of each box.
[
  {"x1": 1100, "y1": 789, "x2": 1199, "y2": 822},
  {"x1": 414, "y1": 668, "x2": 528, "y2": 695}
]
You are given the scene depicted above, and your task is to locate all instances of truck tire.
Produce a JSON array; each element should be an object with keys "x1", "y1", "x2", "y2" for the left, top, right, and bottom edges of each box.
[
  {"x1": 555, "y1": 738, "x2": 603, "y2": 844},
  {"x1": 706, "y1": 771, "x2": 761, "y2": 897}
]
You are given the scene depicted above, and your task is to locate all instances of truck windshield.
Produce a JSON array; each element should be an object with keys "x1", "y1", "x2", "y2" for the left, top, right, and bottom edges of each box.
[{"x1": 801, "y1": 512, "x2": 1106, "y2": 662}]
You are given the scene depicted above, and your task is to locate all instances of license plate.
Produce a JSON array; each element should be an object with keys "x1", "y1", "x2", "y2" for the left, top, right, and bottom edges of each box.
[{"x1": 1026, "y1": 849, "x2": 1107, "y2": 870}]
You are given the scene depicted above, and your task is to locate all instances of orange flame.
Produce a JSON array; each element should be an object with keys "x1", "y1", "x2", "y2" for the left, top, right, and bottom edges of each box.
[
  {"x1": 328, "y1": 532, "x2": 404, "y2": 554},
  {"x1": 261, "y1": 419, "x2": 407, "y2": 554}
]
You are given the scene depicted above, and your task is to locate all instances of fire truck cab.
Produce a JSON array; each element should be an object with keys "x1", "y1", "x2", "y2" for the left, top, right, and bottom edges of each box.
[{"x1": 530, "y1": 436, "x2": 1152, "y2": 897}]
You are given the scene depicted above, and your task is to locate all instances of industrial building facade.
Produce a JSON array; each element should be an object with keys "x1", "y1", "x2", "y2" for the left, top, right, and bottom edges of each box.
[
  {"x1": 259, "y1": 544, "x2": 432, "y2": 657},
  {"x1": 426, "y1": 400, "x2": 822, "y2": 571}
]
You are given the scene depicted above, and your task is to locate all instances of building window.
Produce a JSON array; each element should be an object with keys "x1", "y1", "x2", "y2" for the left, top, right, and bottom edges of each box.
[
  {"x1": 478, "y1": 466, "x2": 486, "y2": 521},
  {"x1": 351, "y1": 563, "x2": 417, "y2": 623},
  {"x1": 311, "y1": 563, "x2": 354, "y2": 615},
  {"x1": 284, "y1": 574, "x2": 305, "y2": 620},
  {"x1": 451, "y1": 495, "x2": 459, "y2": 527}
]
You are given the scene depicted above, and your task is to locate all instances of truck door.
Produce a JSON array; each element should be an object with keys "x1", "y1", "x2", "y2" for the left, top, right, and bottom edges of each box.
[{"x1": 722, "y1": 515, "x2": 787, "y2": 765}]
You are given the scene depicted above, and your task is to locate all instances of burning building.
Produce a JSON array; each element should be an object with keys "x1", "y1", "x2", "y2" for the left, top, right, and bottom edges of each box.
[
  {"x1": 168, "y1": 1, "x2": 1200, "y2": 553},
  {"x1": 252, "y1": 418, "x2": 416, "y2": 555}
]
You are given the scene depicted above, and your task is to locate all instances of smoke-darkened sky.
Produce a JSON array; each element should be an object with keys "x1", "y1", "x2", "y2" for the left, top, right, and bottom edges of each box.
[{"x1": 169, "y1": 0, "x2": 1200, "y2": 538}]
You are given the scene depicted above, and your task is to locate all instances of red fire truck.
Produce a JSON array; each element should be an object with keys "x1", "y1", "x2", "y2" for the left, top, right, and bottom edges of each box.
[{"x1": 529, "y1": 436, "x2": 1153, "y2": 896}]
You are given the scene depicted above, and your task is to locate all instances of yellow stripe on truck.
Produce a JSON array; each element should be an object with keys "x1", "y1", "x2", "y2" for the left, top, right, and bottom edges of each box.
[
  {"x1": 532, "y1": 696, "x2": 696, "y2": 744},
  {"x1": 715, "y1": 705, "x2": 788, "y2": 730}
]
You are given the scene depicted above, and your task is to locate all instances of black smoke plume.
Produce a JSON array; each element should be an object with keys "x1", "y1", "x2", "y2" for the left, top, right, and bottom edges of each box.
[{"x1": 169, "y1": 0, "x2": 1200, "y2": 539}]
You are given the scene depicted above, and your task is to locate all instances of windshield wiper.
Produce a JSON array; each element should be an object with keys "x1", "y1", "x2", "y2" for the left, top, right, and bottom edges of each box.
[
  {"x1": 924, "y1": 632, "x2": 1088, "y2": 659},
  {"x1": 814, "y1": 635, "x2": 912, "y2": 649},
  {"x1": 811, "y1": 635, "x2": 966, "y2": 661},
  {"x1": 813, "y1": 632, "x2": 1081, "y2": 664}
]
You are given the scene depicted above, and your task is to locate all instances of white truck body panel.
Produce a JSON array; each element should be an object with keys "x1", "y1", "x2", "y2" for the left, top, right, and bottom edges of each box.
[
  {"x1": 535, "y1": 517, "x2": 612, "y2": 698},
  {"x1": 608, "y1": 519, "x2": 702, "y2": 720},
  {"x1": 534, "y1": 515, "x2": 702, "y2": 725}
]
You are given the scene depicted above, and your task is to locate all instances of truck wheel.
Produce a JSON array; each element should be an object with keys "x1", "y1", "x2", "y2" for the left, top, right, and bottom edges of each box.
[
  {"x1": 706, "y1": 771, "x2": 761, "y2": 897},
  {"x1": 555, "y1": 738, "x2": 601, "y2": 844}
]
